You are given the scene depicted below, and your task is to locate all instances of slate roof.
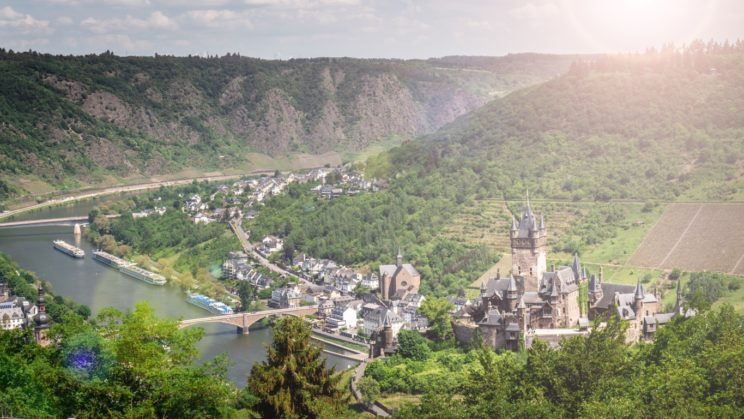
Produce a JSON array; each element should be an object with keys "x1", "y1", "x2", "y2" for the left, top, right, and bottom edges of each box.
[
  {"x1": 539, "y1": 266, "x2": 579, "y2": 297},
  {"x1": 479, "y1": 308, "x2": 503, "y2": 326},
  {"x1": 595, "y1": 283, "x2": 636, "y2": 309},
  {"x1": 379, "y1": 264, "x2": 420, "y2": 278}
]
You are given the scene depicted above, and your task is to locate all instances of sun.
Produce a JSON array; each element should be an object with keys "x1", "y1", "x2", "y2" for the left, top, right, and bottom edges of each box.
[{"x1": 562, "y1": 0, "x2": 719, "y2": 52}]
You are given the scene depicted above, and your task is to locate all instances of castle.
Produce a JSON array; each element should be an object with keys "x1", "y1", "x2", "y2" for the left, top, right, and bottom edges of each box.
[{"x1": 469, "y1": 196, "x2": 693, "y2": 350}]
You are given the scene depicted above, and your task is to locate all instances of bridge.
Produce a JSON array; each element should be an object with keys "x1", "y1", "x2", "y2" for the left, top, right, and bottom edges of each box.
[
  {"x1": 179, "y1": 305, "x2": 319, "y2": 334},
  {"x1": 0, "y1": 214, "x2": 119, "y2": 228}
]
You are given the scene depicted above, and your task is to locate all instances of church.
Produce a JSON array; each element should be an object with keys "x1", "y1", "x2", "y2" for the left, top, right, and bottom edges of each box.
[{"x1": 469, "y1": 196, "x2": 692, "y2": 350}]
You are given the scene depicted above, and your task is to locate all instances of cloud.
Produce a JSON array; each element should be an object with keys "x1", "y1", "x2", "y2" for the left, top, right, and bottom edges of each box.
[
  {"x1": 56, "y1": 16, "x2": 74, "y2": 25},
  {"x1": 81, "y1": 11, "x2": 177, "y2": 33},
  {"x1": 509, "y1": 2, "x2": 560, "y2": 20},
  {"x1": 0, "y1": 6, "x2": 51, "y2": 32},
  {"x1": 99, "y1": 34, "x2": 152, "y2": 51},
  {"x1": 44, "y1": 0, "x2": 151, "y2": 6},
  {"x1": 183, "y1": 9, "x2": 253, "y2": 28}
]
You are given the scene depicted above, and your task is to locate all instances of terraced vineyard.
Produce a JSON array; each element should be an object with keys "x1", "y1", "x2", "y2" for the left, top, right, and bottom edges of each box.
[
  {"x1": 440, "y1": 198, "x2": 579, "y2": 252},
  {"x1": 628, "y1": 203, "x2": 744, "y2": 275}
]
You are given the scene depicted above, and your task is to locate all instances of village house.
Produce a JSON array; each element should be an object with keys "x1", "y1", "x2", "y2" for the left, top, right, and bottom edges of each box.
[
  {"x1": 269, "y1": 284, "x2": 301, "y2": 309},
  {"x1": 325, "y1": 301, "x2": 361, "y2": 332},
  {"x1": 261, "y1": 235, "x2": 284, "y2": 254}
]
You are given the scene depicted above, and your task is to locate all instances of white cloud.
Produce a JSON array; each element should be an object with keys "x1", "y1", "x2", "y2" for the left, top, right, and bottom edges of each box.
[
  {"x1": 0, "y1": 6, "x2": 51, "y2": 32},
  {"x1": 99, "y1": 34, "x2": 152, "y2": 51},
  {"x1": 81, "y1": 11, "x2": 177, "y2": 33},
  {"x1": 183, "y1": 9, "x2": 253, "y2": 28}
]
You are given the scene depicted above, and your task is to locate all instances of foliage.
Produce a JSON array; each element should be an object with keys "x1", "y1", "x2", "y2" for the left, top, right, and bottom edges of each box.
[
  {"x1": 248, "y1": 183, "x2": 499, "y2": 297},
  {"x1": 418, "y1": 297, "x2": 454, "y2": 342},
  {"x1": 383, "y1": 305, "x2": 744, "y2": 417},
  {"x1": 236, "y1": 280, "x2": 256, "y2": 312},
  {"x1": 396, "y1": 330, "x2": 432, "y2": 361},
  {"x1": 248, "y1": 316, "x2": 346, "y2": 418},
  {"x1": 686, "y1": 271, "x2": 743, "y2": 306},
  {"x1": 357, "y1": 376, "x2": 381, "y2": 406}
]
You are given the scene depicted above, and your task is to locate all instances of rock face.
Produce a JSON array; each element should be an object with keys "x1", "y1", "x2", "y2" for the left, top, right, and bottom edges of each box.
[{"x1": 0, "y1": 52, "x2": 579, "y2": 181}]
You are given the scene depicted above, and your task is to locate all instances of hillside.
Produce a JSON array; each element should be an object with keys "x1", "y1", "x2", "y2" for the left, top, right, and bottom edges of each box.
[
  {"x1": 395, "y1": 43, "x2": 744, "y2": 202},
  {"x1": 0, "y1": 51, "x2": 577, "y2": 196},
  {"x1": 247, "y1": 44, "x2": 744, "y2": 296}
]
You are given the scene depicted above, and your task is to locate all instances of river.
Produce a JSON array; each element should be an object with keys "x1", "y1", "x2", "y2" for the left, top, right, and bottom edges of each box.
[{"x1": 0, "y1": 202, "x2": 357, "y2": 386}]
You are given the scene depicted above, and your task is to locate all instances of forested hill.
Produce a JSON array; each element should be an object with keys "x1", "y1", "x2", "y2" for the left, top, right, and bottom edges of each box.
[
  {"x1": 0, "y1": 50, "x2": 577, "y2": 191},
  {"x1": 387, "y1": 42, "x2": 744, "y2": 202}
]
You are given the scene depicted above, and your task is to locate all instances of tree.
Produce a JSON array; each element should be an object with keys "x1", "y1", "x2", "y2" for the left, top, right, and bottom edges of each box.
[
  {"x1": 357, "y1": 376, "x2": 381, "y2": 406},
  {"x1": 248, "y1": 316, "x2": 346, "y2": 418},
  {"x1": 237, "y1": 281, "x2": 256, "y2": 312},
  {"x1": 396, "y1": 330, "x2": 431, "y2": 361},
  {"x1": 419, "y1": 297, "x2": 454, "y2": 342}
]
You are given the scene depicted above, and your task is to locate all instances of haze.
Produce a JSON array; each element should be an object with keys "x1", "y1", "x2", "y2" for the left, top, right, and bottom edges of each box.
[{"x1": 2, "y1": 0, "x2": 743, "y2": 58}]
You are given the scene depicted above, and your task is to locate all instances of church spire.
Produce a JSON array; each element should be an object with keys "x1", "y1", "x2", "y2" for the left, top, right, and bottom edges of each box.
[{"x1": 396, "y1": 246, "x2": 403, "y2": 268}]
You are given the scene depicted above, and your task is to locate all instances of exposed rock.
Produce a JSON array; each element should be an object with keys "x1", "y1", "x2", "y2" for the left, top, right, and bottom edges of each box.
[
  {"x1": 220, "y1": 76, "x2": 246, "y2": 107},
  {"x1": 87, "y1": 138, "x2": 132, "y2": 171},
  {"x1": 42, "y1": 74, "x2": 88, "y2": 103}
]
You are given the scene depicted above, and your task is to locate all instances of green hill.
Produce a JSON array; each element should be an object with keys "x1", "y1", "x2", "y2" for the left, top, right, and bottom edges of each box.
[
  {"x1": 247, "y1": 43, "x2": 744, "y2": 296},
  {"x1": 0, "y1": 50, "x2": 577, "y2": 197}
]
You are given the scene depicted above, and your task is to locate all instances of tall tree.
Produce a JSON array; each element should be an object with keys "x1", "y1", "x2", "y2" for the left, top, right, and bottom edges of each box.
[
  {"x1": 419, "y1": 297, "x2": 454, "y2": 342},
  {"x1": 248, "y1": 316, "x2": 346, "y2": 418},
  {"x1": 237, "y1": 281, "x2": 256, "y2": 312}
]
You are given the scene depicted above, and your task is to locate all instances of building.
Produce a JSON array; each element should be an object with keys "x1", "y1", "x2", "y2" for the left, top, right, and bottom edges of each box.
[
  {"x1": 469, "y1": 194, "x2": 694, "y2": 351},
  {"x1": 379, "y1": 248, "x2": 420, "y2": 301},
  {"x1": 33, "y1": 285, "x2": 50, "y2": 346},
  {"x1": 363, "y1": 306, "x2": 403, "y2": 338},
  {"x1": 510, "y1": 193, "x2": 547, "y2": 292},
  {"x1": 325, "y1": 302, "x2": 360, "y2": 332},
  {"x1": 269, "y1": 284, "x2": 301, "y2": 309}
]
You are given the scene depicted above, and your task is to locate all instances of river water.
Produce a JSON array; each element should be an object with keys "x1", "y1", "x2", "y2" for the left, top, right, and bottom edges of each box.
[{"x1": 0, "y1": 200, "x2": 356, "y2": 385}]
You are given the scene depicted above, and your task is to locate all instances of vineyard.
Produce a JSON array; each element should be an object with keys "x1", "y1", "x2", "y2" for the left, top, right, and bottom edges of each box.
[{"x1": 628, "y1": 203, "x2": 744, "y2": 275}]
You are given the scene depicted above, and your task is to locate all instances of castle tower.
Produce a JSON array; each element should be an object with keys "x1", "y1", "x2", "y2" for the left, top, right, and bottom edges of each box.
[
  {"x1": 633, "y1": 280, "x2": 645, "y2": 314},
  {"x1": 589, "y1": 274, "x2": 603, "y2": 305},
  {"x1": 510, "y1": 192, "x2": 547, "y2": 292},
  {"x1": 505, "y1": 274, "x2": 519, "y2": 312}
]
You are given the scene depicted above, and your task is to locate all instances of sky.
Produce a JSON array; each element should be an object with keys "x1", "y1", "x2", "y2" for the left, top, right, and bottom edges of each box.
[{"x1": 1, "y1": 0, "x2": 744, "y2": 59}]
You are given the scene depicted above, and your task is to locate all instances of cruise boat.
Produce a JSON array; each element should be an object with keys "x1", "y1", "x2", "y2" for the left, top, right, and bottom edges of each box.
[
  {"x1": 52, "y1": 240, "x2": 85, "y2": 258},
  {"x1": 186, "y1": 292, "x2": 234, "y2": 315},
  {"x1": 118, "y1": 264, "x2": 167, "y2": 286},
  {"x1": 92, "y1": 250, "x2": 132, "y2": 268}
]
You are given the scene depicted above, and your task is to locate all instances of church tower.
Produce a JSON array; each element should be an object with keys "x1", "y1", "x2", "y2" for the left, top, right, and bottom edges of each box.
[{"x1": 510, "y1": 192, "x2": 547, "y2": 292}]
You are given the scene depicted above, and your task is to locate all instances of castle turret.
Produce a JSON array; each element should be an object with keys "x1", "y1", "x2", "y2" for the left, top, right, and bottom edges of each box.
[
  {"x1": 505, "y1": 275, "x2": 518, "y2": 311},
  {"x1": 589, "y1": 274, "x2": 603, "y2": 305},
  {"x1": 571, "y1": 253, "x2": 582, "y2": 280},
  {"x1": 633, "y1": 280, "x2": 645, "y2": 314}
]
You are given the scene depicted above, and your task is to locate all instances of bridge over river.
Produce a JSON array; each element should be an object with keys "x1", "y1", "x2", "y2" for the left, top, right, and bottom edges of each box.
[
  {"x1": 179, "y1": 305, "x2": 369, "y2": 362},
  {"x1": 0, "y1": 214, "x2": 119, "y2": 228}
]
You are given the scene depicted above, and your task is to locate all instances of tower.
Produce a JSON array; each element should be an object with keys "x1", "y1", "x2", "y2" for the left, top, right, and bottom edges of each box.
[
  {"x1": 505, "y1": 274, "x2": 518, "y2": 312},
  {"x1": 34, "y1": 285, "x2": 50, "y2": 346},
  {"x1": 510, "y1": 192, "x2": 547, "y2": 292},
  {"x1": 396, "y1": 246, "x2": 403, "y2": 268},
  {"x1": 633, "y1": 280, "x2": 645, "y2": 315}
]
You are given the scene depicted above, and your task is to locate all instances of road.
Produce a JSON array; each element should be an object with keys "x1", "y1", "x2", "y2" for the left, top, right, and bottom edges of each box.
[
  {"x1": 229, "y1": 220, "x2": 312, "y2": 286},
  {"x1": 0, "y1": 172, "x2": 277, "y2": 222}
]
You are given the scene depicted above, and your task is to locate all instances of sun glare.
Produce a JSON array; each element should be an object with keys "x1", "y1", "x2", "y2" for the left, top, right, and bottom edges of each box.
[{"x1": 563, "y1": 0, "x2": 719, "y2": 52}]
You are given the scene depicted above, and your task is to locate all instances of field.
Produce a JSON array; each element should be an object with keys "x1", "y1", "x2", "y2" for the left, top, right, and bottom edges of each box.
[{"x1": 628, "y1": 203, "x2": 744, "y2": 275}]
